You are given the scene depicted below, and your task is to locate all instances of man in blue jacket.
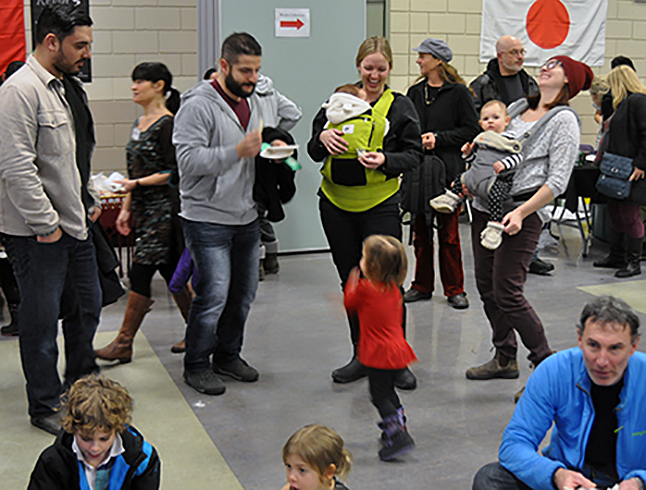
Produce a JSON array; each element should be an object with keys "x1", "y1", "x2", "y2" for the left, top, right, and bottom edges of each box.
[{"x1": 473, "y1": 295, "x2": 646, "y2": 490}]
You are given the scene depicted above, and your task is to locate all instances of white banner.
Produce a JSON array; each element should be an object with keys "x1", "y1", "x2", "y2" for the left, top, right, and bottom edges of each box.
[{"x1": 480, "y1": 0, "x2": 608, "y2": 67}]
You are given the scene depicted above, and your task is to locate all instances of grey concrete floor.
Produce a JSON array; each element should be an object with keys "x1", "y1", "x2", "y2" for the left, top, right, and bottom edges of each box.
[{"x1": 89, "y1": 217, "x2": 646, "y2": 489}]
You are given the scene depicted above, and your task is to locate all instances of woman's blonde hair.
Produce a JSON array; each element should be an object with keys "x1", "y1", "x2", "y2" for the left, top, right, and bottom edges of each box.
[
  {"x1": 413, "y1": 59, "x2": 473, "y2": 94},
  {"x1": 362, "y1": 235, "x2": 408, "y2": 288},
  {"x1": 437, "y1": 61, "x2": 468, "y2": 86},
  {"x1": 355, "y1": 36, "x2": 393, "y2": 69},
  {"x1": 283, "y1": 424, "x2": 351, "y2": 485},
  {"x1": 607, "y1": 65, "x2": 646, "y2": 108},
  {"x1": 61, "y1": 375, "x2": 133, "y2": 436}
]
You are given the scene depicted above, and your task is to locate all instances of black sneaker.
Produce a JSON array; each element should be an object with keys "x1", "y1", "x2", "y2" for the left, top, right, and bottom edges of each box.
[
  {"x1": 263, "y1": 253, "x2": 280, "y2": 274},
  {"x1": 184, "y1": 369, "x2": 226, "y2": 395},
  {"x1": 447, "y1": 292, "x2": 469, "y2": 310},
  {"x1": 213, "y1": 358, "x2": 259, "y2": 382},
  {"x1": 31, "y1": 412, "x2": 63, "y2": 435},
  {"x1": 403, "y1": 289, "x2": 432, "y2": 303},
  {"x1": 528, "y1": 258, "x2": 554, "y2": 276}
]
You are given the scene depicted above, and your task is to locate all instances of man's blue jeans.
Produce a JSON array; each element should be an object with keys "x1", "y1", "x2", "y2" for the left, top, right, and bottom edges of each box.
[
  {"x1": 181, "y1": 219, "x2": 260, "y2": 373},
  {"x1": 473, "y1": 462, "x2": 619, "y2": 489},
  {"x1": 1, "y1": 231, "x2": 101, "y2": 419}
]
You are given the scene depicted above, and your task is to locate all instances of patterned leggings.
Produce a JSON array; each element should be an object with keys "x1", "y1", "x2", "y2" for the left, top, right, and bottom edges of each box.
[{"x1": 451, "y1": 171, "x2": 514, "y2": 223}]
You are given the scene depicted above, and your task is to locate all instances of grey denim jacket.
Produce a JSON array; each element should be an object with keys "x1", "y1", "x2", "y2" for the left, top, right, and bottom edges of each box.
[{"x1": 0, "y1": 55, "x2": 99, "y2": 240}]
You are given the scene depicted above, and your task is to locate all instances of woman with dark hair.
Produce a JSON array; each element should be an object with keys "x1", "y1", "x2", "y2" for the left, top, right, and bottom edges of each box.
[
  {"x1": 595, "y1": 65, "x2": 646, "y2": 278},
  {"x1": 308, "y1": 36, "x2": 423, "y2": 388},
  {"x1": 403, "y1": 38, "x2": 480, "y2": 310},
  {"x1": 95, "y1": 62, "x2": 190, "y2": 363},
  {"x1": 465, "y1": 56, "x2": 592, "y2": 394}
]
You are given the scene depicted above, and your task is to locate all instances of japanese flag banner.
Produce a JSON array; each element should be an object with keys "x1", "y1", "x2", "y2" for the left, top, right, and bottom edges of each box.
[
  {"x1": 479, "y1": 0, "x2": 608, "y2": 67},
  {"x1": 0, "y1": 0, "x2": 26, "y2": 75}
]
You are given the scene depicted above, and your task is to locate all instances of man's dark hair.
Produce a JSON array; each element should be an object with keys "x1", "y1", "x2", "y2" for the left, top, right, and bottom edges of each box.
[
  {"x1": 611, "y1": 55, "x2": 636, "y2": 72},
  {"x1": 4, "y1": 61, "x2": 25, "y2": 80},
  {"x1": 577, "y1": 295, "x2": 640, "y2": 342},
  {"x1": 203, "y1": 68, "x2": 217, "y2": 80},
  {"x1": 35, "y1": 5, "x2": 93, "y2": 45},
  {"x1": 220, "y1": 32, "x2": 261, "y2": 66}
]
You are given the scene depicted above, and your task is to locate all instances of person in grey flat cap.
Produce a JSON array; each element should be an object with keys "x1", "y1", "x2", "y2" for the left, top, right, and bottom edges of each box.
[
  {"x1": 401, "y1": 38, "x2": 479, "y2": 310},
  {"x1": 412, "y1": 38, "x2": 454, "y2": 63}
]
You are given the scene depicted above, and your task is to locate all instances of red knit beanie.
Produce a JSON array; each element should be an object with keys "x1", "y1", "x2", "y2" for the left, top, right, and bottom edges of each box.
[{"x1": 552, "y1": 55, "x2": 594, "y2": 99}]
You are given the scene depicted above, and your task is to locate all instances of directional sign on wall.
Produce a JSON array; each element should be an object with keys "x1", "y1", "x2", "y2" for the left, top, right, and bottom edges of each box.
[{"x1": 275, "y1": 8, "x2": 310, "y2": 37}]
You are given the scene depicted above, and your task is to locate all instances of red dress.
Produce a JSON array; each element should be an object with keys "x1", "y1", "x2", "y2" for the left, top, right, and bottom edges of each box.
[{"x1": 344, "y1": 279, "x2": 417, "y2": 370}]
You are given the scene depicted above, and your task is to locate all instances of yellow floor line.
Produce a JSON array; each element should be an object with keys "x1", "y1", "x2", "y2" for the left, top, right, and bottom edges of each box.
[
  {"x1": 0, "y1": 331, "x2": 243, "y2": 490},
  {"x1": 578, "y1": 279, "x2": 646, "y2": 315}
]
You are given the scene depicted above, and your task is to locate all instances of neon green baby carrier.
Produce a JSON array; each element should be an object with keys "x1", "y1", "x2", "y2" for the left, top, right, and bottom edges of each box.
[{"x1": 321, "y1": 89, "x2": 397, "y2": 212}]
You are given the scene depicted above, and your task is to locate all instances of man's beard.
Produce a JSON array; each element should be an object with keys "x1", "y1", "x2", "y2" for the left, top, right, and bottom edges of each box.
[
  {"x1": 502, "y1": 60, "x2": 521, "y2": 74},
  {"x1": 225, "y1": 71, "x2": 255, "y2": 98},
  {"x1": 53, "y1": 49, "x2": 83, "y2": 76}
]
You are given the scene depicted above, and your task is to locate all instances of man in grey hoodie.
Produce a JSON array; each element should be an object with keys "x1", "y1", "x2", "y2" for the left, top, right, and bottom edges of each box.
[{"x1": 173, "y1": 32, "x2": 263, "y2": 395}]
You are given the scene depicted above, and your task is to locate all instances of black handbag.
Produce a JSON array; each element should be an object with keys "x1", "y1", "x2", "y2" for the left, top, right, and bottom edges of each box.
[
  {"x1": 594, "y1": 110, "x2": 635, "y2": 200},
  {"x1": 595, "y1": 152, "x2": 634, "y2": 199}
]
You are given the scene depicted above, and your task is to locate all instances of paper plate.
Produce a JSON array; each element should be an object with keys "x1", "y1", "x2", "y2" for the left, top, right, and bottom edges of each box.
[{"x1": 260, "y1": 145, "x2": 299, "y2": 160}]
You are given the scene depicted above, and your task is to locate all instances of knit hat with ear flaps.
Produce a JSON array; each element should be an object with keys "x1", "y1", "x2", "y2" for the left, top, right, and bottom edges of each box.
[{"x1": 552, "y1": 55, "x2": 594, "y2": 99}]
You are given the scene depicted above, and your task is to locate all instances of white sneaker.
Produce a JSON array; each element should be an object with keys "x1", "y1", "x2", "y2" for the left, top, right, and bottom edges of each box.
[
  {"x1": 480, "y1": 221, "x2": 505, "y2": 250},
  {"x1": 430, "y1": 190, "x2": 461, "y2": 214}
]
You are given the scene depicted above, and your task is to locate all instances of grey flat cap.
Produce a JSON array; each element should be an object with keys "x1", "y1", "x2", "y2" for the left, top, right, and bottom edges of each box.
[{"x1": 413, "y1": 38, "x2": 453, "y2": 63}]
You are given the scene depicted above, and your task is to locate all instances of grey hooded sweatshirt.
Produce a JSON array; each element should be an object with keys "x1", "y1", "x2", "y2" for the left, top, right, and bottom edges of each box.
[{"x1": 173, "y1": 80, "x2": 261, "y2": 225}]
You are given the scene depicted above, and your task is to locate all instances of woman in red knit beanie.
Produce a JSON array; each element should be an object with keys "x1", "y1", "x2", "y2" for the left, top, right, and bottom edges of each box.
[{"x1": 465, "y1": 55, "x2": 592, "y2": 401}]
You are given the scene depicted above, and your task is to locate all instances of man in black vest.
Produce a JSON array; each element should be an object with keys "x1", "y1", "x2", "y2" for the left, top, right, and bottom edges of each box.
[{"x1": 470, "y1": 35, "x2": 538, "y2": 112}]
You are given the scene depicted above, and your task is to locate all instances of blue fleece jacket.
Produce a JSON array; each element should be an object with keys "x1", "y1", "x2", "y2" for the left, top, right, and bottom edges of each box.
[{"x1": 500, "y1": 348, "x2": 646, "y2": 489}]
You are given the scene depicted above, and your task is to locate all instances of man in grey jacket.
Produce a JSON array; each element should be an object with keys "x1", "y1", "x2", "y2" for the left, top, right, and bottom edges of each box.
[
  {"x1": 173, "y1": 32, "x2": 263, "y2": 395},
  {"x1": 0, "y1": 5, "x2": 102, "y2": 434}
]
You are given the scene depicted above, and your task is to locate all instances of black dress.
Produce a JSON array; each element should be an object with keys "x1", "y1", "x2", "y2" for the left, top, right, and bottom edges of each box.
[{"x1": 126, "y1": 115, "x2": 181, "y2": 265}]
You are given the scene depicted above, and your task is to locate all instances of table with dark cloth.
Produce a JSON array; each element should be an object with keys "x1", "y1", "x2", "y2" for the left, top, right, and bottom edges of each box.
[{"x1": 552, "y1": 163, "x2": 603, "y2": 256}]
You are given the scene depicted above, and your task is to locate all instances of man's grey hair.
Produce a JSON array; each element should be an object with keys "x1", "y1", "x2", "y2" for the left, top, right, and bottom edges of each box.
[{"x1": 577, "y1": 295, "x2": 640, "y2": 342}]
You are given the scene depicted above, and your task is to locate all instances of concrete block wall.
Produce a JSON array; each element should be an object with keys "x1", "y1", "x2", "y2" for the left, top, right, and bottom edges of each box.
[
  {"x1": 23, "y1": 0, "x2": 198, "y2": 172},
  {"x1": 19, "y1": 0, "x2": 646, "y2": 171},
  {"x1": 388, "y1": 0, "x2": 646, "y2": 146}
]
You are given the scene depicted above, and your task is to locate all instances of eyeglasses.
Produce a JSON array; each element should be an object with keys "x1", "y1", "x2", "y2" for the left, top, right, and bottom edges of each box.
[
  {"x1": 503, "y1": 49, "x2": 527, "y2": 57},
  {"x1": 541, "y1": 59, "x2": 562, "y2": 71}
]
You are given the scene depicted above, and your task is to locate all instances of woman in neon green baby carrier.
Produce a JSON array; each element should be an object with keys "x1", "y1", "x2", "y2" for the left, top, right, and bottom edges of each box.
[{"x1": 307, "y1": 36, "x2": 423, "y2": 389}]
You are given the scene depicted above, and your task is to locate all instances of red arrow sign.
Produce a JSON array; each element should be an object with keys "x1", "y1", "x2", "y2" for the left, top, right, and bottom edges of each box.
[{"x1": 280, "y1": 19, "x2": 304, "y2": 29}]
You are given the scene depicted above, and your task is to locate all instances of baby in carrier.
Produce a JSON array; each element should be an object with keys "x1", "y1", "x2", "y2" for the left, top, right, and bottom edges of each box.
[{"x1": 430, "y1": 100, "x2": 522, "y2": 250}]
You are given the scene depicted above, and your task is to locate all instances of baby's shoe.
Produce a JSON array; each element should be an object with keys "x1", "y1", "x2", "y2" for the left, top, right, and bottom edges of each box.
[
  {"x1": 430, "y1": 190, "x2": 461, "y2": 214},
  {"x1": 480, "y1": 221, "x2": 505, "y2": 250}
]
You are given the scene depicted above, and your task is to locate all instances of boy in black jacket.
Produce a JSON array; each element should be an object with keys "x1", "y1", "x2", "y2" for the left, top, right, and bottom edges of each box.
[{"x1": 28, "y1": 375, "x2": 160, "y2": 490}]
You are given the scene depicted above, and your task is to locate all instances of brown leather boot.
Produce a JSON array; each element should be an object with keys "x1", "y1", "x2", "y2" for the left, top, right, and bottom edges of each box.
[
  {"x1": 95, "y1": 292, "x2": 154, "y2": 363},
  {"x1": 170, "y1": 286, "x2": 192, "y2": 353},
  {"x1": 465, "y1": 352, "x2": 519, "y2": 380}
]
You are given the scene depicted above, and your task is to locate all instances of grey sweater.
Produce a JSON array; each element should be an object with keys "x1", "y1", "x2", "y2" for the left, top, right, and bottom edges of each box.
[{"x1": 173, "y1": 80, "x2": 261, "y2": 225}]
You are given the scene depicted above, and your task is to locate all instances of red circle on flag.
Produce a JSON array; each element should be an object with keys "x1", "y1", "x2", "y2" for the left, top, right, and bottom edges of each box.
[{"x1": 526, "y1": 0, "x2": 570, "y2": 50}]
